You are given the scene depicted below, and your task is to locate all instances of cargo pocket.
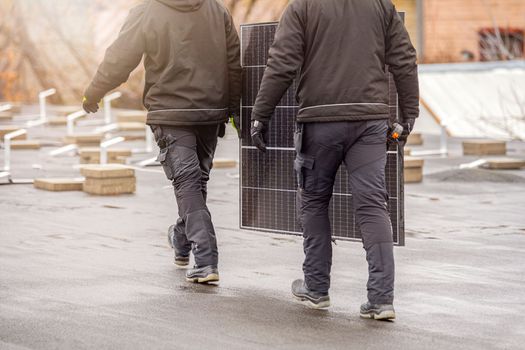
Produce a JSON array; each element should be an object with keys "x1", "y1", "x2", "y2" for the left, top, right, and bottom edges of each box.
[
  {"x1": 157, "y1": 134, "x2": 180, "y2": 181},
  {"x1": 294, "y1": 153, "x2": 314, "y2": 190},
  {"x1": 157, "y1": 146, "x2": 174, "y2": 180}
]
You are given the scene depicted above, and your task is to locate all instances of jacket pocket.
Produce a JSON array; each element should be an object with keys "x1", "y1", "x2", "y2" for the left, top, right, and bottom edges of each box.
[{"x1": 294, "y1": 153, "x2": 315, "y2": 189}]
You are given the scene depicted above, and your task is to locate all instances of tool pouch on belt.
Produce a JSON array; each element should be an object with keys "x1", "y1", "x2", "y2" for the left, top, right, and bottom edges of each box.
[
  {"x1": 157, "y1": 134, "x2": 177, "y2": 180},
  {"x1": 293, "y1": 124, "x2": 314, "y2": 189}
]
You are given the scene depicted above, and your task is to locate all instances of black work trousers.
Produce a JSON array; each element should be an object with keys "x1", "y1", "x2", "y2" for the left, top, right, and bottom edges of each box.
[
  {"x1": 151, "y1": 124, "x2": 220, "y2": 268},
  {"x1": 295, "y1": 120, "x2": 395, "y2": 304}
]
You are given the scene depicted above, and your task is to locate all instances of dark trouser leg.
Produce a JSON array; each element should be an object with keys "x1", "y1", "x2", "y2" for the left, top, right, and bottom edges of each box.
[
  {"x1": 152, "y1": 125, "x2": 219, "y2": 268},
  {"x1": 159, "y1": 125, "x2": 219, "y2": 256},
  {"x1": 195, "y1": 125, "x2": 219, "y2": 202},
  {"x1": 344, "y1": 120, "x2": 395, "y2": 305},
  {"x1": 152, "y1": 125, "x2": 192, "y2": 256},
  {"x1": 298, "y1": 123, "x2": 344, "y2": 294},
  {"x1": 171, "y1": 218, "x2": 189, "y2": 257}
]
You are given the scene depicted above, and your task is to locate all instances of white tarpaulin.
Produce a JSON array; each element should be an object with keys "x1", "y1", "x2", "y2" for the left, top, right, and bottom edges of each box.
[{"x1": 419, "y1": 61, "x2": 525, "y2": 140}]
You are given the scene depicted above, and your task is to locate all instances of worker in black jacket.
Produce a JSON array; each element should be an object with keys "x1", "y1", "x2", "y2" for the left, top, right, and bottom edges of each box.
[
  {"x1": 251, "y1": 0, "x2": 419, "y2": 319},
  {"x1": 83, "y1": 0, "x2": 242, "y2": 284}
]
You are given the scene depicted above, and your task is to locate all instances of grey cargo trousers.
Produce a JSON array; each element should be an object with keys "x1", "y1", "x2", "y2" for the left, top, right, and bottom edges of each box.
[
  {"x1": 295, "y1": 120, "x2": 395, "y2": 304},
  {"x1": 151, "y1": 124, "x2": 220, "y2": 269}
]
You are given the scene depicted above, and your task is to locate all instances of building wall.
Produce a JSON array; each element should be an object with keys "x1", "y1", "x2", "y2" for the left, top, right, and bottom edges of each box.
[
  {"x1": 423, "y1": 0, "x2": 525, "y2": 62},
  {"x1": 392, "y1": 0, "x2": 420, "y2": 55}
]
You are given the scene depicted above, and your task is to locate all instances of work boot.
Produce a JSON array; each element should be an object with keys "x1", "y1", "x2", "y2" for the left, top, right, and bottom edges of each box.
[
  {"x1": 168, "y1": 224, "x2": 190, "y2": 267},
  {"x1": 360, "y1": 302, "x2": 396, "y2": 320},
  {"x1": 291, "y1": 279, "x2": 330, "y2": 309},
  {"x1": 186, "y1": 265, "x2": 219, "y2": 284}
]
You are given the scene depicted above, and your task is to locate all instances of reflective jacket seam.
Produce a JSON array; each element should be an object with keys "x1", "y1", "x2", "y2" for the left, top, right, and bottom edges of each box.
[
  {"x1": 299, "y1": 103, "x2": 389, "y2": 112},
  {"x1": 149, "y1": 108, "x2": 228, "y2": 113}
]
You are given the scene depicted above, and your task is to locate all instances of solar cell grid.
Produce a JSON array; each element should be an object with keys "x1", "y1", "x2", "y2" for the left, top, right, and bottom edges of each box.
[{"x1": 239, "y1": 22, "x2": 405, "y2": 245}]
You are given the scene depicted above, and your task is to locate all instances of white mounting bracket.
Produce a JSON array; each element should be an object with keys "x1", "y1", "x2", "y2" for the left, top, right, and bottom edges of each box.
[
  {"x1": 103, "y1": 92, "x2": 122, "y2": 124},
  {"x1": 49, "y1": 144, "x2": 78, "y2": 157},
  {"x1": 0, "y1": 104, "x2": 12, "y2": 113},
  {"x1": 3, "y1": 129, "x2": 27, "y2": 172},
  {"x1": 67, "y1": 110, "x2": 88, "y2": 136},
  {"x1": 38, "y1": 88, "x2": 56, "y2": 124},
  {"x1": 100, "y1": 137, "x2": 125, "y2": 164}
]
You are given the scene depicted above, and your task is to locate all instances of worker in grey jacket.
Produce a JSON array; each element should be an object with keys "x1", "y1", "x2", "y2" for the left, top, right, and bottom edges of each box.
[
  {"x1": 83, "y1": 0, "x2": 242, "y2": 283},
  {"x1": 251, "y1": 0, "x2": 418, "y2": 319}
]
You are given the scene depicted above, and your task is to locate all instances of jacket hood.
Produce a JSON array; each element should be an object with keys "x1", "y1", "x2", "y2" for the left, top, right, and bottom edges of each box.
[{"x1": 155, "y1": 0, "x2": 204, "y2": 12}]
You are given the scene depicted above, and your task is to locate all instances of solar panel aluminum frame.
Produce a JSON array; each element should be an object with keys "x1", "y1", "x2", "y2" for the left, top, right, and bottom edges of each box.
[{"x1": 239, "y1": 19, "x2": 406, "y2": 246}]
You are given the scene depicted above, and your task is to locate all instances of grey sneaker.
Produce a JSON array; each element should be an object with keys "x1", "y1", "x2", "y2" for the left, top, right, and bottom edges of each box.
[
  {"x1": 186, "y1": 266, "x2": 219, "y2": 284},
  {"x1": 291, "y1": 279, "x2": 330, "y2": 310},
  {"x1": 168, "y1": 225, "x2": 189, "y2": 267},
  {"x1": 360, "y1": 302, "x2": 396, "y2": 320}
]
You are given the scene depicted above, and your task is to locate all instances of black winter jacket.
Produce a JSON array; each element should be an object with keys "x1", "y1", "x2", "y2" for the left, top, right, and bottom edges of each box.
[
  {"x1": 85, "y1": 0, "x2": 241, "y2": 126},
  {"x1": 252, "y1": 0, "x2": 419, "y2": 124}
]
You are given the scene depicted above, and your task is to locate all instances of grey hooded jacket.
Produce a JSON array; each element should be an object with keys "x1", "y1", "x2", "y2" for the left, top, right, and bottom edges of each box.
[
  {"x1": 85, "y1": 0, "x2": 241, "y2": 126},
  {"x1": 252, "y1": 0, "x2": 419, "y2": 124}
]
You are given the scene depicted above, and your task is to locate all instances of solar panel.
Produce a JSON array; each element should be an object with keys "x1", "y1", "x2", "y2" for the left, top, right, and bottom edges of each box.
[{"x1": 239, "y1": 22, "x2": 405, "y2": 246}]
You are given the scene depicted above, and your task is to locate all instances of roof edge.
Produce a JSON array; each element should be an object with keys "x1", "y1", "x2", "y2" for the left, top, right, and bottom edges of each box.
[{"x1": 419, "y1": 60, "x2": 525, "y2": 73}]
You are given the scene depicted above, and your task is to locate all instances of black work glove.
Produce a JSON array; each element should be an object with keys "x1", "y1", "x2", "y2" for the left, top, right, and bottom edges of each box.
[
  {"x1": 218, "y1": 123, "x2": 226, "y2": 138},
  {"x1": 230, "y1": 112, "x2": 242, "y2": 139},
  {"x1": 251, "y1": 120, "x2": 269, "y2": 153},
  {"x1": 398, "y1": 118, "x2": 416, "y2": 143},
  {"x1": 82, "y1": 96, "x2": 99, "y2": 113}
]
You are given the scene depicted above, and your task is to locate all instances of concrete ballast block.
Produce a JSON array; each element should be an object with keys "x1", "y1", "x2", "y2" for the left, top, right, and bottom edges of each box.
[
  {"x1": 404, "y1": 157, "x2": 424, "y2": 169},
  {"x1": 0, "y1": 111, "x2": 13, "y2": 121},
  {"x1": 482, "y1": 158, "x2": 525, "y2": 170},
  {"x1": 34, "y1": 178, "x2": 84, "y2": 192},
  {"x1": 79, "y1": 148, "x2": 131, "y2": 164},
  {"x1": 49, "y1": 105, "x2": 83, "y2": 116},
  {"x1": 120, "y1": 135, "x2": 146, "y2": 141},
  {"x1": 79, "y1": 148, "x2": 132, "y2": 158},
  {"x1": 47, "y1": 116, "x2": 68, "y2": 126},
  {"x1": 213, "y1": 158, "x2": 237, "y2": 169},
  {"x1": 463, "y1": 140, "x2": 506, "y2": 156},
  {"x1": 406, "y1": 133, "x2": 423, "y2": 146},
  {"x1": 64, "y1": 133, "x2": 103, "y2": 146},
  {"x1": 81, "y1": 165, "x2": 136, "y2": 195},
  {"x1": 116, "y1": 110, "x2": 147, "y2": 123},
  {"x1": 80, "y1": 165, "x2": 135, "y2": 179},
  {"x1": 404, "y1": 156, "x2": 424, "y2": 183},
  {"x1": 0, "y1": 126, "x2": 27, "y2": 140},
  {"x1": 11, "y1": 140, "x2": 41, "y2": 150},
  {"x1": 117, "y1": 122, "x2": 146, "y2": 132},
  {"x1": 405, "y1": 167, "x2": 423, "y2": 183},
  {"x1": 84, "y1": 176, "x2": 136, "y2": 187},
  {"x1": 83, "y1": 181, "x2": 136, "y2": 195},
  {"x1": 80, "y1": 157, "x2": 127, "y2": 165}
]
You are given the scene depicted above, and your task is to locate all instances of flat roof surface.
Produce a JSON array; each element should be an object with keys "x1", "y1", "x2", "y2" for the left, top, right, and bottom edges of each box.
[{"x1": 1, "y1": 116, "x2": 525, "y2": 349}]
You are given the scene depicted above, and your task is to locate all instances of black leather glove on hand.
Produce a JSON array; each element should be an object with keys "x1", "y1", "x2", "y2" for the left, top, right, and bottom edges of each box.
[
  {"x1": 251, "y1": 120, "x2": 269, "y2": 153},
  {"x1": 218, "y1": 123, "x2": 226, "y2": 138},
  {"x1": 230, "y1": 113, "x2": 242, "y2": 139},
  {"x1": 82, "y1": 96, "x2": 99, "y2": 114},
  {"x1": 398, "y1": 118, "x2": 416, "y2": 143}
]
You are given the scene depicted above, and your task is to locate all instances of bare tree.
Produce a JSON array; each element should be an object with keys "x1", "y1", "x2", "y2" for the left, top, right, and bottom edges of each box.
[
  {"x1": 479, "y1": 0, "x2": 523, "y2": 61},
  {"x1": 0, "y1": 0, "x2": 290, "y2": 104}
]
